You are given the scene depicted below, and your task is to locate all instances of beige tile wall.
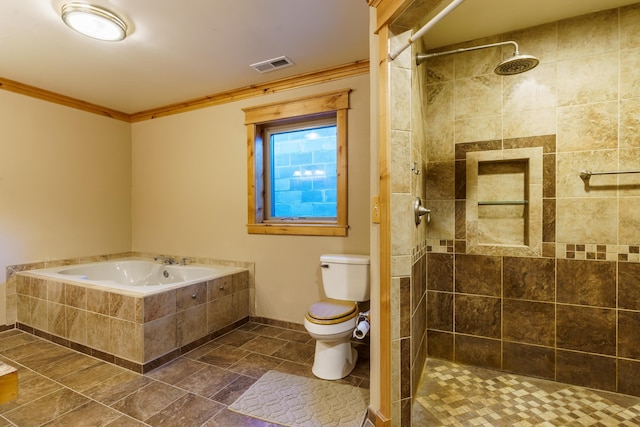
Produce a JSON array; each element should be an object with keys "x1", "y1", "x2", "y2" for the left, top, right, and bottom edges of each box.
[{"x1": 421, "y1": 3, "x2": 640, "y2": 255}]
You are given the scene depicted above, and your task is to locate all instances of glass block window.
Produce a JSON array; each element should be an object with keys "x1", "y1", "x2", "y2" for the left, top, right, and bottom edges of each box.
[{"x1": 267, "y1": 122, "x2": 337, "y2": 219}]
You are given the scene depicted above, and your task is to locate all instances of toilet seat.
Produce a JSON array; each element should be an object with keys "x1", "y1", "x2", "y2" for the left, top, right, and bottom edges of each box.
[{"x1": 305, "y1": 299, "x2": 357, "y2": 325}]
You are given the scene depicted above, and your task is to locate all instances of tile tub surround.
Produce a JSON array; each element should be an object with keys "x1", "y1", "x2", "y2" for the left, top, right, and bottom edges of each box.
[{"x1": 14, "y1": 263, "x2": 251, "y2": 373}]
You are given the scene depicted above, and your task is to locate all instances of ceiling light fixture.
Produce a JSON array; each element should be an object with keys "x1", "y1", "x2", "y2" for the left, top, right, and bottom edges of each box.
[{"x1": 61, "y1": 2, "x2": 127, "y2": 42}]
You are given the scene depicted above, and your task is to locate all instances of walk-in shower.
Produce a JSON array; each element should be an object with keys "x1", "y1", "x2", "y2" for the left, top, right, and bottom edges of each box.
[{"x1": 416, "y1": 40, "x2": 539, "y2": 75}]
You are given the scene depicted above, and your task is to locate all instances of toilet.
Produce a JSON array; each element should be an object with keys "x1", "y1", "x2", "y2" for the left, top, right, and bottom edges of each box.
[{"x1": 304, "y1": 254, "x2": 370, "y2": 380}]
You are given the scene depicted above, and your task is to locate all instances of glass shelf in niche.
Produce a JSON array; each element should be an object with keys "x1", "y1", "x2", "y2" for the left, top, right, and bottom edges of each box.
[{"x1": 478, "y1": 200, "x2": 529, "y2": 205}]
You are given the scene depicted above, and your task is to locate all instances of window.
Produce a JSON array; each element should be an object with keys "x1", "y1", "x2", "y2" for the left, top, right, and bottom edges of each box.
[{"x1": 243, "y1": 89, "x2": 350, "y2": 236}]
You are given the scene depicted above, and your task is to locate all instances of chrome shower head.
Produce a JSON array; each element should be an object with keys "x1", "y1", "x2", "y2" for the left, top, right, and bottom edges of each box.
[
  {"x1": 416, "y1": 41, "x2": 539, "y2": 76},
  {"x1": 494, "y1": 52, "x2": 539, "y2": 75}
]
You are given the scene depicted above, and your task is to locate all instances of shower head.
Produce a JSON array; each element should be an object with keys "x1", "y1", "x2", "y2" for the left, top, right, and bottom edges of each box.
[
  {"x1": 416, "y1": 41, "x2": 539, "y2": 76},
  {"x1": 494, "y1": 52, "x2": 539, "y2": 75}
]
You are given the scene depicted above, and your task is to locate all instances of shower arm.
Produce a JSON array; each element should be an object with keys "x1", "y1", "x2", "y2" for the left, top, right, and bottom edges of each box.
[{"x1": 416, "y1": 41, "x2": 519, "y2": 65}]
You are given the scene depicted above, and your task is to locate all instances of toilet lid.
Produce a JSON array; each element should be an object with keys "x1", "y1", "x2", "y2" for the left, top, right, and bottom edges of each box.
[{"x1": 306, "y1": 299, "x2": 358, "y2": 325}]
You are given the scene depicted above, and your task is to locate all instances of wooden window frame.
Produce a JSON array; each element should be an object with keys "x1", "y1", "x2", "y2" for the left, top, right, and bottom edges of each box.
[{"x1": 243, "y1": 88, "x2": 351, "y2": 236}]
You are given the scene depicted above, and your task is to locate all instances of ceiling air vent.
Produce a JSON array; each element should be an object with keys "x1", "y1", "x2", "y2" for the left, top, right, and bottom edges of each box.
[{"x1": 250, "y1": 56, "x2": 295, "y2": 73}]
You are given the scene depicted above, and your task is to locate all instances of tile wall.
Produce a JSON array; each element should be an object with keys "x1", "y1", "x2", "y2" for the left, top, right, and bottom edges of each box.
[
  {"x1": 387, "y1": 2, "x2": 640, "y2": 425},
  {"x1": 417, "y1": 2, "x2": 640, "y2": 398}
]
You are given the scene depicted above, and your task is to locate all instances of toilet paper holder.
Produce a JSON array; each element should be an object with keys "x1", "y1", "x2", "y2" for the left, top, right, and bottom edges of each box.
[{"x1": 353, "y1": 310, "x2": 370, "y2": 340}]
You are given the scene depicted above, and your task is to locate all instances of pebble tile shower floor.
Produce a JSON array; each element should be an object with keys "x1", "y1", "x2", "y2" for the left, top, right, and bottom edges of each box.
[
  {"x1": 0, "y1": 322, "x2": 369, "y2": 426},
  {"x1": 414, "y1": 358, "x2": 640, "y2": 426}
]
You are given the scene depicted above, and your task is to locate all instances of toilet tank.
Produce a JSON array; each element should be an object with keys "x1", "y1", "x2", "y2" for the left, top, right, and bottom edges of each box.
[{"x1": 320, "y1": 254, "x2": 370, "y2": 301}]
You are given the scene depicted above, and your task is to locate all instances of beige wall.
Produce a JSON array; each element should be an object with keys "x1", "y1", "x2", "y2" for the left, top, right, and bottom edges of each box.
[
  {"x1": 0, "y1": 90, "x2": 132, "y2": 324},
  {"x1": 131, "y1": 74, "x2": 371, "y2": 324}
]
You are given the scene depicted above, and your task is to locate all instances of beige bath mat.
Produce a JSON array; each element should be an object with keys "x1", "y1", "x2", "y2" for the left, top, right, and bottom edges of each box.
[{"x1": 228, "y1": 370, "x2": 369, "y2": 427}]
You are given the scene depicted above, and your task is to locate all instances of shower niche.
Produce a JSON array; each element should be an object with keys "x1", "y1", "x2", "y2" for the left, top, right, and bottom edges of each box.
[{"x1": 466, "y1": 147, "x2": 542, "y2": 256}]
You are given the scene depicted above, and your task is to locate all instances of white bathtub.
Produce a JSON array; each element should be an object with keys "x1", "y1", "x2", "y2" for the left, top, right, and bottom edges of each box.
[{"x1": 26, "y1": 258, "x2": 245, "y2": 295}]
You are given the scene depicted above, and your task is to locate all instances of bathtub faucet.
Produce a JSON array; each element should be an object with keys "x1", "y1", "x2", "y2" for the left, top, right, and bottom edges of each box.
[{"x1": 154, "y1": 255, "x2": 178, "y2": 265}]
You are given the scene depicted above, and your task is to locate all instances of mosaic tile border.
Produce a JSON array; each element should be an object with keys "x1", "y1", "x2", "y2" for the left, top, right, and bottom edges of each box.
[{"x1": 424, "y1": 241, "x2": 640, "y2": 263}]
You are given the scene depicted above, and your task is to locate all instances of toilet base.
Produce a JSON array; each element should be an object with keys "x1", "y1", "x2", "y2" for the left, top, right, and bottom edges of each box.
[{"x1": 311, "y1": 339, "x2": 358, "y2": 380}]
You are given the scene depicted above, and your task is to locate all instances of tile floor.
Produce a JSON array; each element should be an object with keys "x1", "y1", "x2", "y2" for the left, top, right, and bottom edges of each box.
[
  {"x1": 414, "y1": 358, "x2": 640, "y2": 426},
  {"x1": 0, "y1": 322, "x2": 370, "y2": 426}
]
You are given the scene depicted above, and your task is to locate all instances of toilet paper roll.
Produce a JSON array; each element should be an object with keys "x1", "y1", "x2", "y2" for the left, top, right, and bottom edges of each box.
[{"x1": 353, "y1": 320, "x2": 370, "y2": 339}]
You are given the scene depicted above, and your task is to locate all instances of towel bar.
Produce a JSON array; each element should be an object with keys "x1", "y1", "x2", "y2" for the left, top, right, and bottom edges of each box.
[{"x1": 579, "y1": 170, "x2": 640, "y2": 180}]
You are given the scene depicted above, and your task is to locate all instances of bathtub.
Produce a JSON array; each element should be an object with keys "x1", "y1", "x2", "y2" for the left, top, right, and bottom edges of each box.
[
  {"x1": 16, "y1": 257, "x2": 251, "y2": 372},
  {"x1": 28, "y1": 258, "x2": 245, "y2": 295}
]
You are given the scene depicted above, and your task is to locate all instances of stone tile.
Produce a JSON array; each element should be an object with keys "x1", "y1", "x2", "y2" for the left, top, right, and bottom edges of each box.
[
  {"x1": 274, "y1": 329, "x2": 311, "y2": 344},
  {"x1": 56, "y1": 360, "x2": 127, "y2": 392},
  {"x1": 271, "y1": 341, "x2": 315, "y2": 364},
  {"x1": 503, "y1": 300, "x2": 555, "y2": 346},
  {"x1": 9, "y1": 342, "x2": 74, "y2": 372},
  {"x1": 109, "y1": 293, "x2": 138, "y2": 322},
  {"x1": 176, "y1": 282, "x2": 207, "y2": 312},
  {"x1": 274, "y1": 361, "x2": 315, "y2": 378},
  {"x1": 619, "y1": 198, "x2": 640, "y2": 243},
  {"x1": 503, "y1": 256, "x2": 555, "y2": 301},
  {"x1": 228, "y1": 353, "x2": 282, "y2": 379},
  {"x1": 455, "y1": 294, "x2": 501, "y2": 339},
  {"x1": 82, "y1": 371, "x2": 153, "y2": 406},
  {"x1": 558, "y1": 8, "x2": 618, "y2": 59},
  {"x1": 86, "y1": 288, "x2": 109, "y2": 315},
  {"x1": 213, "y1": 330, "x2": 256, "y2": 348},
  {"x1": 557, "y1": 305, "x2": 616, "y2": 355},
  {"x1": 111, "y1": 381, "x2": 186, "y2": 422},
  {"x1": 143, "y1": 314, "x2": 176, "y2": 362},
  {"x1": 203, "y1": 408, "x2": 279, "y2": 427},
  {"x1": 502, "y1": 342, "x2": 555, "y2": 380},
  {"x1": 557, "y1": 53, "x2": 618, "y2": 106},
  {"x1": 426, "y1": 291, "x2": 452, "y2": 332},
  {"x1": 177, "y1": 305, "x2": 207, "y2": 347},
  {"x1": 146, "y1": 357, "x2": 206, "y2": 385},
  {"x1": 619, "y1": 263, "x2": 640, "y2": 310},
  {"x1": 620, "y1": 98, "x2": 640, "y2": 148},
  {"x1": 41, "y1": 401, "x2": 122, "y2": 427},
  {"x1": 104, "y1": 415, "x2": 148, "y2": 426},
  {"x1": 557, "y1": 198, "x2": 618, "y2": 244},
  {"x1": 427, "y1": 253, "x2": 453, "y2": 292},
  {"x1": 144, "y1": 393, "x2": 223, "y2": 427},
  {"x1": 110, "y1": 318, "x2": 143, "y2": 362},
  {"x1": 455, "y1": 75, "x2": 502, "y2": 119},
  {"x1": 454, "y1": 335, "x2": 501, "y2": 370},
  {"x1": 619, "y1": 359, "x2": 640, "y2": 396},
  {"x1": 198, "y1": 344, "x2": 250, "y2": 369},
  {"x1": 557, "y1": 259, "x2": 616, "y2": 307},
  {"x1": 455, "y1": 254, "x2": 501, "y2": 296},
  {"x1": 183, "y1": 340, "x2": 221, "y2": 360},
  {"x1": 175, "y1": 364, "x2": 240, "y2": 398},
  {"x1": 143, "y1": 291, "x2": 177, "y2": 322},
  {"x1": 4, "y1": 388, "x2": 89, "y2": 426},
  {"x1": 36, "y1": 351, "x2": 102, "y2": 380},
  {"x1": 618, "y1": 310, "x2": 640, "y2": 359},
  {"x1": 65, "y1": 284, "x2": 87, "y2": 310},
  {"x1": 239, "y1": 335, "x2": 287, "y2": 356},
  {"x1": 209, "y1": 375, "x2": 256, "y2": 405},
  {"x1": 556, "y1": 350, "x2": 616, "y2": 392},
  {"x1": 557, "y1": 102, "x2": 618, "y2": 152},
  {"x1": 0, "y1": 374, "x2": 63, "y2": 414},
  {"x1": 426, "y1": 330, "x2": 453, "y2": 360}
]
